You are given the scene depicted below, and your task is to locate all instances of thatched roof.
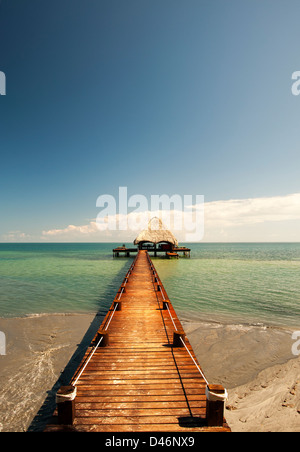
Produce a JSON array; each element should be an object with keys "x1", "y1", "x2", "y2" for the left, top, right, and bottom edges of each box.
[{"x1": 134, "y1": 217, "x2": 178, "y2": 247}]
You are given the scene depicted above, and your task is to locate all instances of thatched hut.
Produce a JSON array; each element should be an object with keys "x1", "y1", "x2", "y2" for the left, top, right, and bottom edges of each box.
[{"x1": 134, "y1": 217, "x2": 178, "y2": 253}]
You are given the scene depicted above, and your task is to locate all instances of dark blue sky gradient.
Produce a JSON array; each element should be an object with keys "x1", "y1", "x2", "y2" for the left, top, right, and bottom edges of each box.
[{"x1": 1, "y1": 0, "x2": 300, "y2": 237}]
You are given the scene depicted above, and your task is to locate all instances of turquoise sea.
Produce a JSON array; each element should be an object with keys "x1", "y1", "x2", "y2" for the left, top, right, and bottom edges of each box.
[{"x1": 0, "y1": 243, "x2": 299, "y2": 328}]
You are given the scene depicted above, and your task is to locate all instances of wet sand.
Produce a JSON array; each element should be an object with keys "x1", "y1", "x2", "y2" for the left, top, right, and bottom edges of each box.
[
  {"x1": 0, "y1": 314, "x2": 96, "y2": 432},
  {"x1": 0, "y1": 314, "x2": 299, "y2": 432}
]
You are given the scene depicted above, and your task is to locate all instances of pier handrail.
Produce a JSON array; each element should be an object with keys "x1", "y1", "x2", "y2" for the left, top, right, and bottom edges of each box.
[
  {"x1": 72, "y1": 255, "x2": 140, "y2": 387},
  {"x1": 146, "y1": 251, "x2": 210, "y2": 386},
  {"x1": 147, "y1": 252, "x2": 228, "y2": 424},
  {"x1": 163, "y1": 288, "x2": 209, "y2": 385},
  {"x1": 117, "y1": 286, "x2": 125, "y2": 301},
  {"x1": 72, "y1": 301, "x2": 119, "y2": 386},
  {"x1": 104, "y1": 301, "x2": 119, "y2": 330},
  {"x1": 73, "y1": 334, "x2": 104, "y2": 386},
  {"x1": 179, "y1": 335, "x2": 209, "y2": 385}
]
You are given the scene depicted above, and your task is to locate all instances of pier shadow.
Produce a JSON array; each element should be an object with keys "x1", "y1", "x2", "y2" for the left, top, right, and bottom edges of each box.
[
  {"x1": 27, "y1": 258, "x2": 133, "y2": 432},
  {"x1": 178, "y1": 416, "x2": 207, "y2": 428}
]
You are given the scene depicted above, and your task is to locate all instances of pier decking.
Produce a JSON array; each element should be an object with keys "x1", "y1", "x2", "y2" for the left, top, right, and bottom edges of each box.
[
  {"x1": 45, "y1": 250, "x2": 230, "y2": 432},
  {"x1": 113, "y1": 246, "x2": 191, "y2": 257}
]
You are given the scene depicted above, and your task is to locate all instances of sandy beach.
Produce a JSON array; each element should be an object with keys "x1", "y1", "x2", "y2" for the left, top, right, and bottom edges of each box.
[
  {"x1": 225, "y1": 356, "x2": 300, "y2": 432},
  {"x1": 183, "y1": 320, "x2": 300, "y2": 432},
  {"x1": 0, "y1": 314, "x2": 299, "y2": 432}
]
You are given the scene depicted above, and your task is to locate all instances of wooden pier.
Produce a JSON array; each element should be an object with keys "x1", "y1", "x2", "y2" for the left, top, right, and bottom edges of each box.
[
  {"x1": 45, "y1": 250, "x2": 230, "y2": 432},
  {"x1": 113, "y1": 246, "x2": 191, "y2": 258}
]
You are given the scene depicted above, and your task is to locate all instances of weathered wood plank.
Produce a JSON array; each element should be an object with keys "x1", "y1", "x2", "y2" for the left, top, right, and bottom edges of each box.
[
  {"x1": 76, "y1": 395, "x2": 206, "y2": 403},
  {"x1": 76, "y1": 388, "x2": 205, "y2": 396},
  {"x1": 74, "y1": 415, "x2": 204, "y2": 425}
]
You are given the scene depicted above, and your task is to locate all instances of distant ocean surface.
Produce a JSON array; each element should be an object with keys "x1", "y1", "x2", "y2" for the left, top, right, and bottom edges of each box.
[{"x1": 0, "y1": 243, "x2": 299, "y2": 328}]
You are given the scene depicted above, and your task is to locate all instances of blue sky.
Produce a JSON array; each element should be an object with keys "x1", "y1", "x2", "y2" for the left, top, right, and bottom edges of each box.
[{"x1": 1, "y1": 0, "x2": 300, "y2": 241}]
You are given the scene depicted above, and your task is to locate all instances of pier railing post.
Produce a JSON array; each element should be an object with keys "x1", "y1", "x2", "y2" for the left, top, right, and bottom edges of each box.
[
  {"x1": 205, "y1": 384, "x2": 227, "y2": 427},
  {"x1": 173, "y1": 329, "x2": 185, "y2": 347},
  {"x1": 114, "y1": 300, "x2": 122, "y2": 311},
  {"x1": 162, "y1": 300, "x2": 170, "y2": 310},
  {"x1": 56, "y1": 385, "x2": 76, "y2": 425},
  {"x1": 95, "y1": 329, "x2": 109, "y2": 347}
]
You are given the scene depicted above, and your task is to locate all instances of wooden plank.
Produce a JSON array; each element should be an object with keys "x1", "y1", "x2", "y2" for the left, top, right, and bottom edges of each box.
[
  {"x1": 74, "y1": 415, "x2": 204, "y2": 425},
  {"x1": 45, "y1": 423, "x2": 229, "y2": 433},
  {"x1": 75, "y1": 384, "x2": 206, "y2": 392},
  {"x1": 76, "y1": 369, "x2": 204, "y2": 377},
  {"x1": 76, "y1": 388, "x2": 205, "y2": 396},
  {"x1": 75, "y1": 408, "x2": 204, "y2": 418},
  {"x1": 75, "y1": 401, "x2": 206, "y2": 409},
  {"x1": 76, "y1": 395, "x2": 206, "y2": 403}
]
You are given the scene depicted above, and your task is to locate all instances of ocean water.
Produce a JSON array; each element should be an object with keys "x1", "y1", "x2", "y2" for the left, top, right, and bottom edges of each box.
[
  {"x1": 0, "y1": 242, "x2": 299, "y2": 328},
  {"x1": 155, "y1": 243, "x2": 300, "y2": 328},
  {"x1": 0, "y1": 243, "x2": 127, "y2": 318}
]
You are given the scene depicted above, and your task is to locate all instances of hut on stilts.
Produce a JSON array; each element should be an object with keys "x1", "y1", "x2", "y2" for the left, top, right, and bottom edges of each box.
[
  {"x1": 113, "y1": 217, "x2": 191, "y2": 258},
  {"x1": 134, "y1": 217, "x2": 182, "y2": 258}
]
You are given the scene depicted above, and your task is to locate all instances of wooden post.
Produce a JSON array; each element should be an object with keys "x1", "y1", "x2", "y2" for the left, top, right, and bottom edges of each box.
[
  {"x1": 205, "y1": 384, "x2": 227, "y2": 427},
  {"x1": 162, "y1": 300, "x2": 170, "y2": 310},
  {"x1": 95, "y1": 329, "x2": 109, "y2": 347},
  {"x1": 114, "y1": 300, "x2": 122, "y2": 311},
  {"x1": 56, "y1": 385, "x2": 76, "y2": 425},
  {"x1": 173, "y1": 329, "x2": 185, "y2": 347}
]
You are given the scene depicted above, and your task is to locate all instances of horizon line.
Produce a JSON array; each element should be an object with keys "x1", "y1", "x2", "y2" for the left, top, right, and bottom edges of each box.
[{"x1": 1, "y1": 241, "x2": 300, "y2": 245}]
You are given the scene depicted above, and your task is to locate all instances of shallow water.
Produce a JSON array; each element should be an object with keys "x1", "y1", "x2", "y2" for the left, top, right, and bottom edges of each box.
[
  {"x1": 155, "y1": 243, "x2": 300, "y2": 327},
  {"x1": 0, "y1": 242, "x2": 299, "y2": 327}
]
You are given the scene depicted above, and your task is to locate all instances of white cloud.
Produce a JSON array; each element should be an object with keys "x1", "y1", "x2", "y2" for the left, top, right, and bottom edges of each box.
[
  {"x1": 202, "y1": 193, "x2": 300, "y2": 241},
  {"x1": 204, "y1": 193, "x2": 300, "y2": 227},
  {"x1": 41, "y1": 219, "x2": 134, "y2": 242},
  {"x1": 42, "y1": 221, "x2": 99, "y2": 237},
  {"x1": 39, "y1": 193, "x2": 300, "y2": 243},
  {"x1": 1, "y1": 231, "x2": 32, "y2": 242}
]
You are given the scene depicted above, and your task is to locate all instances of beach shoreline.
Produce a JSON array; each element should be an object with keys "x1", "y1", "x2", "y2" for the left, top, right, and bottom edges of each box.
[
  {"x1": 0, "y1": 313, "x2": 96, "y2": 432},
  {"x1": 0, "y1": 313, "x2": 299, "y2": 432},
  {"x1": 182, "y1": 319, "x2": 300, "y2": 432}
]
